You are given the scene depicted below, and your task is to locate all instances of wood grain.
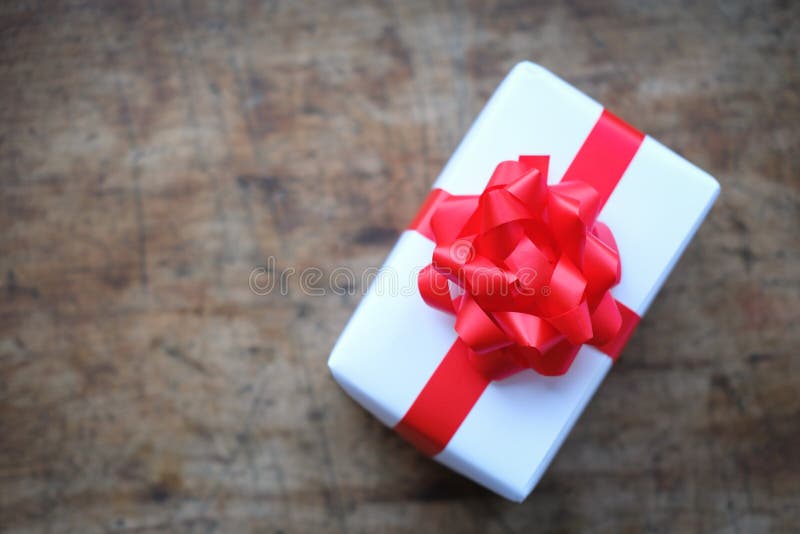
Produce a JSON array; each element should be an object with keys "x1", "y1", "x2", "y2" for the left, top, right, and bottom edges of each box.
[{"x1": 1, "y1": 1, "x2": 798, "y2": 532}]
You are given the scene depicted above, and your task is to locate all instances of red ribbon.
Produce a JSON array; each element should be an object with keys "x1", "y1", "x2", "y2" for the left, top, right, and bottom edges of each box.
[{"x1": 396, "y1": 110, "x2": 645, "y2": 456}]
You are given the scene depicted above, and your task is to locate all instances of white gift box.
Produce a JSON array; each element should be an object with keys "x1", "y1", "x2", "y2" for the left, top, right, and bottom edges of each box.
[{"x1": 328, "y1": 62, "x2": 719, "y2": 501}]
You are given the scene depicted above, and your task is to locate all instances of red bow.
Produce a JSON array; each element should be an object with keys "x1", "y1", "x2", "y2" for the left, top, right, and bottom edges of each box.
[{"x1": 418, "y1": 156, "x2": 623, "y2": 378}]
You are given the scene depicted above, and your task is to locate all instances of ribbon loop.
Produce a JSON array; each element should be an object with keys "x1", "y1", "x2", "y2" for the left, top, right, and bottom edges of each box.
[{"x1": 417, "y1": 155, "x2": 625, "y2": 378}]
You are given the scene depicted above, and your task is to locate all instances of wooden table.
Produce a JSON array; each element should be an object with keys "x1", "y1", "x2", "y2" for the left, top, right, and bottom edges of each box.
[{"x1": 1, "y1": 1, "x2": 798, "y2": 532}]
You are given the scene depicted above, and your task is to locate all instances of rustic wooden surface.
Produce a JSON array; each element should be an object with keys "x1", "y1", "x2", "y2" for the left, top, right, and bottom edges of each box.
[{"x1": 1, "y1": 1, "x2": 798, "y2": 532}]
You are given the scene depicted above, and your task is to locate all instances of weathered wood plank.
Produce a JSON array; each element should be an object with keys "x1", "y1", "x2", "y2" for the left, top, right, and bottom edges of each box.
[{"x1": 1, "y1": 1, "x2": 798, "y2": 532}]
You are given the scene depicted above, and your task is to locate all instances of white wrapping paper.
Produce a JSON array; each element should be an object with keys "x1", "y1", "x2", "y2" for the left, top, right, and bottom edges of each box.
[{"x1": 328, "y1": 62, "x2": 719, "y2": 501}]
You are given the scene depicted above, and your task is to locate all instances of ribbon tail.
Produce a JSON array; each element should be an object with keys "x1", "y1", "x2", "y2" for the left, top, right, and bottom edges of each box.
[{"x1": 394, "y1": 339, "x2": 490, "y2": 456}]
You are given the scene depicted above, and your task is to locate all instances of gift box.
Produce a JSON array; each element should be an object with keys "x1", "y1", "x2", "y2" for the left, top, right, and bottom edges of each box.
[{"x1": 328, "y1": 62, "x2": 719, "y2": 501}]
